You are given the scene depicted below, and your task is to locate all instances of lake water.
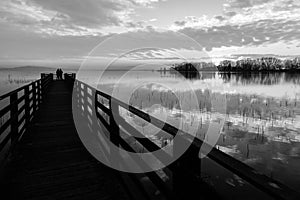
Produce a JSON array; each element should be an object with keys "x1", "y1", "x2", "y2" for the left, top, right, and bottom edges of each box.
[
  {"x1": 80, "y1": 70, "x2": 300, "y2": 194},
  {"x1": 1, "y1": 69, "x2": 300, "y2": 196}
]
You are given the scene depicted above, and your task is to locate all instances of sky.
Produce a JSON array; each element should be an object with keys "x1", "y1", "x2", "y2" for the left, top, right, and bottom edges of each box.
[{"x1": 0, "y1": 0, "x2": 300, "y2": 68}]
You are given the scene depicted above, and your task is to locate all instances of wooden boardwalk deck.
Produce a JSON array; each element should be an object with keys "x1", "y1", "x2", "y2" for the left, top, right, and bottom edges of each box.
[{"x1": 1, "y1": 80, "x2": 130, "y2": 200}]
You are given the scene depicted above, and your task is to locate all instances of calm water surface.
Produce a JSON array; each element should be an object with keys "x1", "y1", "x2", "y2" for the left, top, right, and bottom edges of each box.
[{"x1": 79, "y1": 70, "x2": 300, "y2": 194}]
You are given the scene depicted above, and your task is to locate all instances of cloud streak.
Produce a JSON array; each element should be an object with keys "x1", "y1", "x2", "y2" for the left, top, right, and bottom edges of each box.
[
  {"x1": 0, "y1": 0, "x2": 165, "y2": 36},
  {"x1": 179, "y1": 19, "x2": 300, "y2": 51},
  {"x1": 171, "y1": 0, "x2": 300, "y2": 51}
]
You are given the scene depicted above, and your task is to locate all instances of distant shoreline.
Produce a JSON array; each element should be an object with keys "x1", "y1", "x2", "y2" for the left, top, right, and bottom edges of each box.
[{"x1": 217, "y1": 70, "x2": 300, "y2": 73}]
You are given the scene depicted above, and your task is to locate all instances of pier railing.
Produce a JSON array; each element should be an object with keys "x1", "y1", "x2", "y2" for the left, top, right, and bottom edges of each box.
[
  {"x1": 0, "y1": 74, "x2": 53, "y2": 158},
  {"x1": 65, "y1": 73, "x2": 299, "y2": 200}
]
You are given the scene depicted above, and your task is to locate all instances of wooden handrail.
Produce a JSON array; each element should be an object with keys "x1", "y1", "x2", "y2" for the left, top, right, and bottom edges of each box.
[
  {"x1": 65, "y1": 73, "x2": 300, "y2": 200},
  {"x1": 0, "y1": 74, "x2": 53, "y2": 157}
]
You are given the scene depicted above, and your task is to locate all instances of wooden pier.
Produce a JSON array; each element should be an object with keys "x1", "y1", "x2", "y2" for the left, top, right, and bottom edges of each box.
[
  {"x1": 0, "y1": 73, "x2": 299, "y2": 200},
  {"x1": 0, "y1": 75, "x2": 129, "y2": 199}
]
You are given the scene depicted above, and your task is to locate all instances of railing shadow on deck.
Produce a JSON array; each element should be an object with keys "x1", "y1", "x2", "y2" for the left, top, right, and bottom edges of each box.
[
  {"x1": 64, "y1": 74, "x2": 300, "y2": 200},
  {"x1": 0, "y1": 74, "x2": 53, "y2": 163}
]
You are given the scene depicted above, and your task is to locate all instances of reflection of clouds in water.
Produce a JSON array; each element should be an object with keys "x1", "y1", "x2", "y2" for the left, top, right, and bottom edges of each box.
[
  {"x1": 289, "y1": 147, "x2": 300, "y2": 157},
  {"x1": 120, "y1": 106, "x2": 200, "y2": 138},
  {"x1": 96, "y1": 71, "x2": 300, "y2": 100},
  {"x1": 140, "y1": 83, "x2": 170, "y2": 92},
  {"x1": 217, "y1": 145, "x2": 240, "y2": 156},
  {"x1": 243, "y1": 158, "x2": 262, "y2": 165},
  {"x1": 224, "y1": 84, "x2": 300, "y2": 99},
  {"x1": 272, "y1": 152, "x2": 288, "y2": 164}
]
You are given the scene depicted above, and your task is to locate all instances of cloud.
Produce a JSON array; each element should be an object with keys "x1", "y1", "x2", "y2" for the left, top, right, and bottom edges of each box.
[
  {"x1": 0, "y1": 21, "x2": 113, "y2": 63},
  {"x1": 78, "y1": 29, "x2": 210, "y2": 62},
  {"x1": 214, "y1": 16, "x2": 226, "y2": 21},
  {"x1": 128, "y1": 0, "x2": 166, "y2": 7},
  {"x1": 172, "y1": 0, "x2": 300, "y2": 29},
  {"x1": 170, "y1": 15, "x2": 221, "y2": 30},
  {"x1": 170, "y1": 0, "x2": 300, "y2": 51},
  {"x1": 179, "y1": 19, "x2": 300, "y2": 51},
  {"x1": 174, "y1": 21, "x2": 187, "y2": 26},
  {"x1": 223, "y1": 0, "x2": 274, "y2": 10},
  {"x1": 228, "y1": 54, "x2": 298, "y2": 59},
  {"x1": 0, "y1": 0, "x2": 165, "y2": 36},
  {"x1": 124, "y1": 21, "x2": 144, "y2": 28},
  {"x1": 29, "y1": 0, "x2": 131, "y2": 27},
  {"x1": 148, "y1": 18, "x2": 157, "y2": 22},
  {"x1": 224, "y1": 11, "x2": 237, "y2": 17}
]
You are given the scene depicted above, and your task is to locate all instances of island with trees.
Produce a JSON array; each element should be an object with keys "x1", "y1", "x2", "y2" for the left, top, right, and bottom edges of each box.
[
  {"x1": 168, "y1": 57, "x2": 300, "y2": 73},
  {"x1": 217, "y1": 57, "x2": 300, "y2": 72}
]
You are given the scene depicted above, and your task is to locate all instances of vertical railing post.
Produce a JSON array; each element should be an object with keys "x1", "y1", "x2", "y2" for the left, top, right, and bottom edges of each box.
[
  {"x1": 10, "y1": 92, "x2": 18, "y2": 146},
  {"x1": 172, "y1": 138, "x2": 201, "y2": 199},
  {"x1": 77, "y1": 81, "x2": 80, "y2": 109},
  {"x1": 80, "y1": 83, "x2": 85, "y2": 116},
  {"x1": 24, "y1": 86, "x2": 30, "y2": 126},
  {"x1": 40, "y1": 75, "x2": 44, "y2": 98},
  {"x1": 110, "y1": 99, "x2": 120, "y2": 145},
  {"x1": 40, "y1": 79, "x2": 43, "y2": 103},
  {"x1": 109, "y1": 98, "x2": 120, "y2": 166},
  {"x1": 172, "y1": 136, "x2": 184, "y2": 197},
  {"x1": 41, "y1": 75, "x2": 47, "y2": 99},
  {"x1": 32, "y1": 82, "x2": 37, "y2": 113},
  {"x1": 83, "y1": 85, "x2": 90, "y2": 119},
  {"x1": 37, "y1": 80, "x2": 41, "y2": 106}
]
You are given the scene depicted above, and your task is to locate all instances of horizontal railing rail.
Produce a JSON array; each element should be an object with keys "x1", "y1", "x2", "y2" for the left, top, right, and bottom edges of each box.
[
  {"x1": 65, "y1": 74, "x2": 300, "y2": 200},
  {"x1": 0, "y1": 74, "x2": 53, "y2": 159}
]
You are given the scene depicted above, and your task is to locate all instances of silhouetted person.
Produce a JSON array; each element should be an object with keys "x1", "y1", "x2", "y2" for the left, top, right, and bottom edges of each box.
[
  {"x1": 56, "y1": 68, "x2": 60, "y2": 80},
  {"x1": 56, "y1": 68, "x2": 63, "y2": 80},
  {"x1": 59, "y1": 68, "x2": 63, "y2": 80}
]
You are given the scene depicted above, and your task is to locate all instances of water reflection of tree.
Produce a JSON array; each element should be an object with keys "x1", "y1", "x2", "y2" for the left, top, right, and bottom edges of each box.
[
  {"x1": 220, "y1": 72, "x2": 300, "y2": 85},
  {"x1": 220, "y1": 72, "x2": 285, "y2": 85},
  {"x1": 284, "y1": 73, "x2": 300, "y2": 84},
  {"x1": 172, "y1": 70, "x2": 201, "y2": 79},
  {"x1": 169, "y1": 68, "x2": 216, "y2": 80}
]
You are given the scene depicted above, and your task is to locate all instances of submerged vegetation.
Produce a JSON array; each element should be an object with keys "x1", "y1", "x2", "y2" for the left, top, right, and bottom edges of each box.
[{"x1": 7, "y1": 74, "x2": 36, "y2": 85}]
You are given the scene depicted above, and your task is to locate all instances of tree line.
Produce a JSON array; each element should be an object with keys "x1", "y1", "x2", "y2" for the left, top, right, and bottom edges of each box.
[{"x1": 217, "y1": 57, "x2": 300, "y2": 72}]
